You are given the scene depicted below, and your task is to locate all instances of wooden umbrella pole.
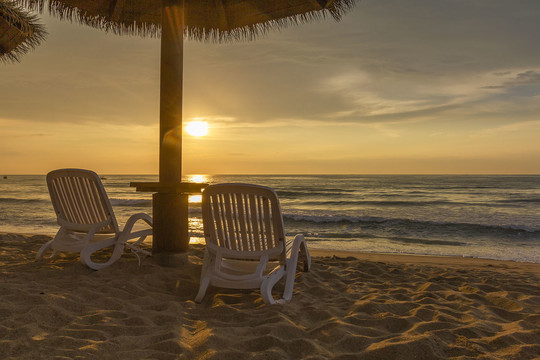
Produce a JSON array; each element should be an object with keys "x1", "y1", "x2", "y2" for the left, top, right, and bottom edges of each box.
[
  {"x1": 159, "y1": 0, "x2": 184, "y2": 183},
  {"x1": 152, "y1": 0, "x2": 190, "y2": 258}
]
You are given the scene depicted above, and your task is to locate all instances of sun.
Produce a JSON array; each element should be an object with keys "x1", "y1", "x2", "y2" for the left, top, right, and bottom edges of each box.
[{"x1": 186, "y1": 121, "x2": 208, "y2": 137}]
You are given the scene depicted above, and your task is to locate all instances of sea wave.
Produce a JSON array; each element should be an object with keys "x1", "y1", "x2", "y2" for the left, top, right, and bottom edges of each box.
[
  {"x1": 285, "y1": 199, "x2": 531, "y2": 208},
  {"x1": 109, "y1": 198, "x2": 152, "y2": 207},
  {"x1": 389, "y1": 236, "x2": 467, "y2": 246},
  {"x1": 284, "y1": 214, "x2": 387, "y2": 224},
  {"x1": 276, "y1": 189, "x2": 356, "y2": 198},
  {"x1": 497, "y1": 198, "x2": 540, "y2": 204},
  {"x1": 295, "y1": 200, "x2": 469, "y2": 207},
  {"x1": 282, "y1": 213, "x2": 540, "y2": 234}
]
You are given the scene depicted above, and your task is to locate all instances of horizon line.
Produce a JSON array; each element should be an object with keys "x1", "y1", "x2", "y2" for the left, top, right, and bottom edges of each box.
[{"x1": 3, "y1": 173, "x2": 540, "y2": 176}]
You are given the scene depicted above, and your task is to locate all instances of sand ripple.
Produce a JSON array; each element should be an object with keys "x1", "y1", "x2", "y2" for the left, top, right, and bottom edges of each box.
[{"x1": 1, "y1": 234, "x2": 539, "y2": 359}]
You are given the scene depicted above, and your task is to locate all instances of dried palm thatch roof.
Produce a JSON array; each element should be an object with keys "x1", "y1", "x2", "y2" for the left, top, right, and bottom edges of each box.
[
  {"x1": 1, "y1": 0, "x2": 46, "y2": 62},
  {"x1": 18, "y1": 0, "x2": 356, "y2": 41}
]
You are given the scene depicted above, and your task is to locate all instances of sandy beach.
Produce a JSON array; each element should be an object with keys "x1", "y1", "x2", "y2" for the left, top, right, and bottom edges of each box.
[{"x1": 1, "y1": 233, "x2": 539, "y2": 359}]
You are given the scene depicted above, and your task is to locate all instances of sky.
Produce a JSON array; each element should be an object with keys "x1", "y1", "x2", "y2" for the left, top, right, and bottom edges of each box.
[{"x1": 1, "y1": 0, "x2": 540, "y2": 175}]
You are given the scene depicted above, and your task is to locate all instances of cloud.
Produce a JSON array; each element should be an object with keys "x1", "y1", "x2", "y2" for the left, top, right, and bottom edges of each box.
[
  {"x1": 2, "y1": 0, "x2": 540, "y2": 174},
  {"x1": 310, "y1": 63, "x2": 540, "y2": 127},
  {"x1": 3, "y1": 1, "x2": 540, "y2": 129},
  {"x1": 483, "y1": 70, "x2": 540, "y2": 89}
]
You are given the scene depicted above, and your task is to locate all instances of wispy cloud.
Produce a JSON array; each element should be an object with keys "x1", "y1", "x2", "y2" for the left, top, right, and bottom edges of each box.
[{"x1": 482, "y1": 69, "x2": 540, "y2": 89}]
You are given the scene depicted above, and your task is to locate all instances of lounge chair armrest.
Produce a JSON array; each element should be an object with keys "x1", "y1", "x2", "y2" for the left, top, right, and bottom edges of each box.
[
  {"x1": 117, "y1": 213, "x2": 153, "y2": 242},
  {"x1": 121, "y1": 213, "x2": 153, "y2": 232}
]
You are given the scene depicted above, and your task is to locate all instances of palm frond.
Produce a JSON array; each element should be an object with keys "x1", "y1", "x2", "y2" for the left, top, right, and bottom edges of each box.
[{"x1": 1, "y1": 0, "x2": 47, "y2": 63}]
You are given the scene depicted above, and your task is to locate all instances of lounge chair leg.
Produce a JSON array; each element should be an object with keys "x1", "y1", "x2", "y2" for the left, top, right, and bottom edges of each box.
[
  {"x1": 195, "y1": 250, "x2": 212, "y2": 303},
  {"x1": 35, "y1": 240, "x2": 54, "y2": 260},
  {"x1": 80, "y1": 238, "x2": 124, "y2": 270},
  {"x1": 300, "y1": 240, "x2": 311, "y2": 272},
  {"x1": 260, "y1": 280, "x2": 277, "y2": 305},
  {"x1": 281, "y1": 234, "x2": 312, "y2": 302},
  {"x1": 195, "y1": 277, "x2": 211, "y2": 303},
  {"x1": 282, "y1": 261, "x2": 297, "y2": 302},
  {"x1": 261, "y1": 268, "x2": 286, "y2": 305}
]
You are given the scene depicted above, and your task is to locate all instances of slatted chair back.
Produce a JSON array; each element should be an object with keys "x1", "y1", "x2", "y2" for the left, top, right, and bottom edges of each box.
[
  {"x1": 46, "y1": 169, "x2": 119, "y2": 234},
  {"x1": 202, "y1": 183, "x2": 286, "y2": 258}
]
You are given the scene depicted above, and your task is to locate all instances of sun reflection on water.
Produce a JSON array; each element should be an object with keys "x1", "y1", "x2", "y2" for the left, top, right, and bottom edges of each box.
[
  {"x1": 189, "y1": 217, "x2": 205, "y2": 244},
  {"x1": 189, "y1": 174, "x2": 209, "y2": 183},
  {"x1": 189, "y1": 195, "x2": 202, "y2": 203}
]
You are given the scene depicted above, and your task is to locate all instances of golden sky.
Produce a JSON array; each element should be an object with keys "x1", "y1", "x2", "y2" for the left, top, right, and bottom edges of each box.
[{"x1": 1, "y1": 0, "x2": 540, "y2": 175}]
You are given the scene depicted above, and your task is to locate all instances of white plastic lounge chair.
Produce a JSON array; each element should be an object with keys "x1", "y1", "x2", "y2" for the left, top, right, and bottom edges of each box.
[
  {"x1": 36, "y1": 169, "x2": 153, "y2": 270},
  {"x1": 195, "y1": 183, "x2": 311, "y2": 304}
]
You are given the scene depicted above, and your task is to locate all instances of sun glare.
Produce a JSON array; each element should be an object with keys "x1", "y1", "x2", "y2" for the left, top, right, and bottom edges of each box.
[
  {"x1": 189, "y1": 195, "x2": 202, "y2": 203},
  {"x1": 186, "y1": 121, "x2": 208, "y2": 137},
  {"x1": 189, "y1": 174, "x2": 208, "y2": 183}
]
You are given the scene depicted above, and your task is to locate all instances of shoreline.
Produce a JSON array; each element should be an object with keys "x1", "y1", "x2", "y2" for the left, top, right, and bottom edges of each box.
[
  {"x1": 2, "y1": 233, "x2": 539, "y2": 359},
  {"x1": 3, "y1": 231, "x2": 540, "y2": 267}
]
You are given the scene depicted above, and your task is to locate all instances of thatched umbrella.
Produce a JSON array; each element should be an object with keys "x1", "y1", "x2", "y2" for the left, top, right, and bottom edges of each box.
[
  {"x1": 0, "y1": 0, "x2": 46, "y2": 63},
  {"x1": 18, "y1": 0, "x2": 356, "y2": 261}
]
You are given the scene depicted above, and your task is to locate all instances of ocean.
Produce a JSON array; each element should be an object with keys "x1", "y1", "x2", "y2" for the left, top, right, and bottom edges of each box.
[{"x1": 1, "y1": 174, "x2": 539, "y2": 263}]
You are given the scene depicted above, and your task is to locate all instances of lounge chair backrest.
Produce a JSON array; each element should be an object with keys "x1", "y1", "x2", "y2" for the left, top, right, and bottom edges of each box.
[
  {"x1": 202, "y1": 183, "x2": 286, "y2": 256},
  {"x1": 46, "y1": 169, "x2": 119, "y2": 234}
]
